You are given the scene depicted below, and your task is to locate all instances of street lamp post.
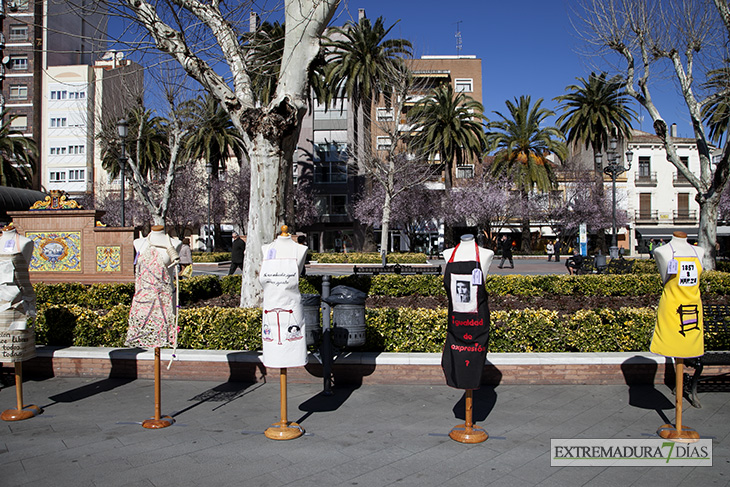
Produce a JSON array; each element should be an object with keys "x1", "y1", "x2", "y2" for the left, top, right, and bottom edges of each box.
[
  {"x1": 206, "y1": 162, "x2": 213, "y2": 253},
  {"x1": 116, "y1": 118, "x2": 129, "y2": 227},
  {"x1": 596, "y1": 138, "x2": 633, "y2": 259}
]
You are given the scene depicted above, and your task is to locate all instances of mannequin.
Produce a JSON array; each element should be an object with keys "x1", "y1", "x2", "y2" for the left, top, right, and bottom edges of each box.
[
  {"x1": 441, "y1": 234, "x2": 494, "y2": 443},
  {"x1": 127, "y1": 225, "x2": 182, "y2": 349},
  {"x1": 652, "y1": 232, "x2": 705, "y2": 358},
  {"x1": 127, "y1": 225, "x2": 182, "y2": 429},
  {"x1": 0, "y1": 224, "x2": 42, "y2": 421},
  {"x1": 259, "y1": 225, "x2": 308, "y2": 368},
  {"x1": 652, "y1": 231, "x2": 705, "y2": 443},
  {"x1": 260, "y1": 225, "x2": 308, "y2": 440}
]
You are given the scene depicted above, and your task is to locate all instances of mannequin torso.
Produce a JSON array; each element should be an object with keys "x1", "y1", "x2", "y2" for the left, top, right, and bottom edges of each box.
[
  {"x1": 134, "y1": 227, "x2": 182, "y2": 269},
  {"x1": 261, "y1": 235, "x2": 307, "y2": 272},
  {"x1": 654, "y1": 234, "x2": 705, "y2": 284},
  {"x1": 442, "y1": 235, "x2": 494, "y2": 279}
]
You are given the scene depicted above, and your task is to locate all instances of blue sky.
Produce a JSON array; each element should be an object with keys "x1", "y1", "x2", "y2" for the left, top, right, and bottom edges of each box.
[{"x1": 328, "y1": 0, "x2": 697, "y2": 138}]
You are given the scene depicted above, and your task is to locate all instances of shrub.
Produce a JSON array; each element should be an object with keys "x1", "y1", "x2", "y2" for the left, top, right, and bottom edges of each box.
[
  {"x1": 310, "y1": 252, "x2": 428, "y2": 264},
  {"x1": 192, "y1": 252, "x2": 231, "y2": 263}
]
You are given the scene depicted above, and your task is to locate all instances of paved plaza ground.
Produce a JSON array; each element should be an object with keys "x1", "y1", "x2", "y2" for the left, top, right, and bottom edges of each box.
[{"x1": 2, "y1": 376, "x2": 728, "y2": 486}]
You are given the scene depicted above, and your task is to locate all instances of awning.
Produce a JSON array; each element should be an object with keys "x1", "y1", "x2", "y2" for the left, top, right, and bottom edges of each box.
[
  {"x1": 717, "y1": 225, "x2": 730, "y2": 236},
  {"x1": 0, "y1": 186, "x2": 48, "y2": 224},
  {"x1": 634, "y1": 226, "x2": 699, "y2": 239}
]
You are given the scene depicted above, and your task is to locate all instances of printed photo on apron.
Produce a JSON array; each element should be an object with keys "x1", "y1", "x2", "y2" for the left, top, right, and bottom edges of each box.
[{"x1": 450, "y1": 274, "x2": 477, "y2": 313}]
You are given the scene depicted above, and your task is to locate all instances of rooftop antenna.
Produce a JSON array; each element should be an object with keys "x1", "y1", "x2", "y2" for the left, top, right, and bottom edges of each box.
[{"x1": 455, "y1": 21, "x2": 462, "y2": 55}]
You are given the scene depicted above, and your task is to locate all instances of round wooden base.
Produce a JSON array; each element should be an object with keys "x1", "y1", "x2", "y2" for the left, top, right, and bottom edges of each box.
[
  {"x1": 657, "y1": 424, "x2": 700, "y2": 443},
  {"x1": 1, "y1": 404, "x2": 42, "y2": 422},
  {"x1": 142, "y1": 416, "x2": 174, "y2": 429},
  {"x1": 264, "y1": 421, "x2": 304, "y2": 440},
  {"x1": 449, "y1": 424, "x2": 488, "y2": 444}
]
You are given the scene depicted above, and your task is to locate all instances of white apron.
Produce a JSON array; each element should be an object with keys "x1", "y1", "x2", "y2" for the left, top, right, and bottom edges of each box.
[{"x1": 259, "y1": 256, "x2": 306, "y2": 368}]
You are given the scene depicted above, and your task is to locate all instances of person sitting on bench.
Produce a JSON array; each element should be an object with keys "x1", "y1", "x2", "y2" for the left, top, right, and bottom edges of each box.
[{"x1": 565, "y1": 249, "x2": 584, "y2": 275}]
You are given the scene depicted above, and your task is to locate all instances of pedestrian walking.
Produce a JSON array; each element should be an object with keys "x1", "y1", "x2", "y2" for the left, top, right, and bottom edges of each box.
[
  {"x1": 179, "y1": 237, "x2": 193, "y2": 278},
  {"x1": 554, "y1": 238, "x2": 561, "y2": 262},
  {"x1": 497, "y1": 235, "x2": 514, "y2": 269},
  {"x1": 546, "y1": 240, "x2": 555, "y2": 261},
  {"x1": 228, "y1": 231, "x2": 246, "y2": 275}
]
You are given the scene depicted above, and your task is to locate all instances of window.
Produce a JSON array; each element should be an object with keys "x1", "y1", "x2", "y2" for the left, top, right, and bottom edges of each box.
[
  {"x1": 639, "y1": 193, "x2": 652, "y2": 218},
  {"x1": 69, "y1": 145, "x2": 84, "y2": 154},
  {"x1": 376, "y1": 107, "x2": 395, "y2": 121},
  {"x1": 313, "y1": 98, "x2": 347, "y2": 120},
  {"x1": 455, "y1": 78, "x2": 473, "y2": 93},
  {"x1": 677, "y1": 193, "x2": 689, "y2": 217},
  {"x1": 10, "y1": 56, "x2": 28, "y2": 70},
  {"x1": 50, "y1": 146, "x2": 68, "y2": 155},
  {"x1": 313, "y1": 130, "x2": 348, "y2": 162},
  {"x1": 456, "y1": 165, "x2": 474, "y2": 179},
  {"x1": 9, "y1": 85, "x2": 27, "y2": 99},
  {"x1": 49, "y1": 171, "x2": 66, "y2": 182},
  {"x1": 51, "y1": 90, "x2": 68, "y2": 100},
  {"x1": 638, "y1": 156, "x2": 651, "y2": 177},
  {"x1": 315, "y1": 194, "x2": 348, "y2": 215},
  {"x1": 9, "y1": 25, "x2": 28, "y2": 41},
  {"x1": 376, "y1": 136, "x2": 392, "y2": 151},
  {"x1": 314, "y1": 162, "x2": 347, "y2": 183},
  {"x1": 50, "y1": 117, "x2": 67, "y2": 128},
  {"x1": 11, "y1": 0, "x2": 31, "y2": 11},
  {"x1": 10, "y1": 115, "x2": 27, "y2": 129},
  {"x1": 68, "y1": 169, "x2": 85, "y2": 181},
  {"x1": 70, "y1": 91, "x2": 86, "y2": 99}
]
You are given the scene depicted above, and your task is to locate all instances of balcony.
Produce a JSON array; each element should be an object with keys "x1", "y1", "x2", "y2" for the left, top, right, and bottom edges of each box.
[
  {"x1": 635, "y1": 210, "x2": 659, "y2": 224},
  {"x1": 673, "y1": 173, "x2": 693, "y2": 186},
  {"x1": 673, "y1": 209, "x2": 697, "y2": 224},
  {"x1": 634, "y1": 172, "x2": 657, "y2": 186}
]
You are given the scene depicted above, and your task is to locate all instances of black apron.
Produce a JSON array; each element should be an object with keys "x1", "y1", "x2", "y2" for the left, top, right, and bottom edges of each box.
[{"x1": 441, "y1": 241, "x2": 490, "y2": 389}]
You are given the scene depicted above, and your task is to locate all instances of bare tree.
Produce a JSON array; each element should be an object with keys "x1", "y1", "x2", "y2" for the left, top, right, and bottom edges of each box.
[
  {"x1": 96, "y1": 0, "x2": 339, "y2": 306},
  {"x1": 577, "y1": 0, "x2": 730, "y2": 269}
]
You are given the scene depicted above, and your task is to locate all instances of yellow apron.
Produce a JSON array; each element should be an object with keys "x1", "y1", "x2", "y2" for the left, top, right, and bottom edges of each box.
[{"x1": 651, "y1": 245, "x2": 703, "y2": 358}]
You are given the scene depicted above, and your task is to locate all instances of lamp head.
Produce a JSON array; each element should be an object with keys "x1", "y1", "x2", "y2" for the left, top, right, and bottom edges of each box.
[{"x1": 116, "y1": 118, "x2": 128, "y2": 139}]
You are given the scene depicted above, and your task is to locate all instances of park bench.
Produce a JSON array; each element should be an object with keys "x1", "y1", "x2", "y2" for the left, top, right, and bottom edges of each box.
[
  {"x1": 352, "y1": 263, "x2": 442, "y2": 276},
  {"x1": 684, "y1": 304, "x2": 730, "y2": 408}
]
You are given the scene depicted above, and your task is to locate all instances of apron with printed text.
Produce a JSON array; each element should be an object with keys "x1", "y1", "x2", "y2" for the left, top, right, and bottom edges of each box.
[
  {"x1": 651, "y1": 244, "x2": 704, "y2": 358},
  {"x1": 441, "y1": 241, "x2": 490, "y2": 389},
  {"x1": 0, "y1": 235, "x2": 37, "y2": 362},
  {"x1": 259, "y1": 254, "x2": 306, "y2": 368}
]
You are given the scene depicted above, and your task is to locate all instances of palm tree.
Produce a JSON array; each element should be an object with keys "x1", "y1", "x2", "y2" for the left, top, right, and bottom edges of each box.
[
  {"x1": 555, "y1": 72, "x2": 635, "y2": 157},
  {"x1": 703, "y1": 63, "x2": 730, "y2": 145},
  {"x1": 554, "y1": 72, "x2": 636, "y2": 251},
  {"x1": 323, "y1": 16, "x2": 412, "y2": 157},
  {"x1": 0, "y1": 110, "x2": 37, "y2": 188},
  {"x1": 101, "y1": 107, "x2": 169, "y2": 180},
  {"x1": 409, "y1": 83, "x2": 487, "y2": 189},
  {"x1": 487, "y1": 96, "x2": 567, "y2": 251},
  {"x1": 183, "y1": 94, "x2": 244, "y2": 178}
]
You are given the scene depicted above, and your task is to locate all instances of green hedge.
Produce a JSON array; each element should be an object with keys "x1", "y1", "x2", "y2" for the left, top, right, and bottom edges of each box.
[
  {"x1": 310, "y1": 252, "x2": 428, "y2": 264},
  {"x1": 191, "y1": 252, "x2": 231, "y2": 263},
  {"x1": 34, "y1": 272, "x2": 730, "y2": 309},
  {"x1": 34, "y1": 303, "x2": 730, "y2": 354}
]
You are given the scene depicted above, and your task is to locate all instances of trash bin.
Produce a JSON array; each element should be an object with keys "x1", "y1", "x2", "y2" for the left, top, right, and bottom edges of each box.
[
  {"x1": 322, "y1": 286, "x2": 367, "y2": 347},
  {"x1": 301, "y1": 294, "x2": 321, "y2": 346}
]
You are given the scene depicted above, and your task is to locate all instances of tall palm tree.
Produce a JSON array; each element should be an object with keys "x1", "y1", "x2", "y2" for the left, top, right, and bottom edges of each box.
[
  {"x1": 554, "y1": 72, "x2": 636, "y2": 157},
  {"x1": 323, "y1": 16, "x2": 412, "y2": 157},
  {"x1": 487, "y1": 96, "x2": 567, "y2": 251},
  {"x1": 554, "y1": 72, "x2": 636, "y2": 251},
  {"x1": 0, "y1": 110, "x2": 37, "y2": 188},
  {"x1": 100, "y1": 107, "x2": 169, "y2": 180},
  {"x1": 409, "y1": 83, "x2": 487, "y2": 189},
  {"x1": 183, "y1": 94, "x2": 244, "y2": 179},
  {"x1": 703, "y1": 63, "x2": 730, "y2": 145}
]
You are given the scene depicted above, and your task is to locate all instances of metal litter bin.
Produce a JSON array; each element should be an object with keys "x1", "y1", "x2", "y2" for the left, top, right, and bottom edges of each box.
[
  {"x1": 323, "y1": 286, "x2": 367, "y2": 348},
  {"x1": 301, "y1": 294, "x2": 321, "y2": 346}
]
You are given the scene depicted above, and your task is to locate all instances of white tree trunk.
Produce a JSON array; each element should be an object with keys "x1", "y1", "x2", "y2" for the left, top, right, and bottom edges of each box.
[
  {"x1": 240, "y1": 135, "x2": 284, "y2": 306},
  {"x1": 379, "y1": 191, "x2": 392, "y2": 255}
]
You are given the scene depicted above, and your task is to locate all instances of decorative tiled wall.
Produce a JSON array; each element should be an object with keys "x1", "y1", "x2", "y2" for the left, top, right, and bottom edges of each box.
[
  {"x1": 27, "y1": 231, "x2": 82, "y2": 272},
  {"x1": 96, "y1": 246, "x2": 121, "y2": 272}
]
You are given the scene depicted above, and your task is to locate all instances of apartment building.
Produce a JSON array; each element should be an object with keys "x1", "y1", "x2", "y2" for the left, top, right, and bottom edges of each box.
[
  {"x1": 294, "y1": 52, "x2": 483, "y2": 253},
  {"x1": 1, "y1": 0, "x2": 107, "y2": 190},
  {"x1": 43, "y1": 54, "x2": 143, "y2": 196}
]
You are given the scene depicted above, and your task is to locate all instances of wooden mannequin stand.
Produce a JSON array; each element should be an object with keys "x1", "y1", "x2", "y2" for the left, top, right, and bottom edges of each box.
[
  {"x1": 264, "y1": 368, "x2": 303, "y2": 440},
  {"x1": 449, "y1": 389, "x2": 488, "y2": 443},
  {"x1": 657, "y1": 358, "x2": 700, "y2": 443},
  {"x1": 1, "y1": 362, "x2": 42, "y2": 421},
  {"x1": 142, "y1": 348, "x2": 174, "y2": 429}
]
